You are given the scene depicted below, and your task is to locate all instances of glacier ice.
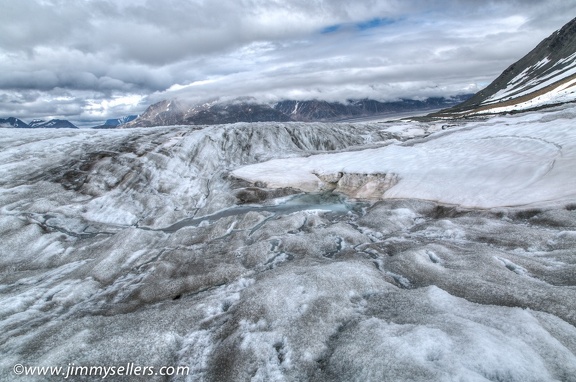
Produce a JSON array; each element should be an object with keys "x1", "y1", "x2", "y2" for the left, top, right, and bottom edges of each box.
[{"x1": 0, "y1": 113, "x2": 575, "y2": 381}]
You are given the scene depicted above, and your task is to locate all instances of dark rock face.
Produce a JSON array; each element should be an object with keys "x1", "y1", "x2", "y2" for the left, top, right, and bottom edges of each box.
[
  {"x1": 185, "y1": 103, "x2": 292, "y2": 125},
  {"x1": 126, "y1": 100, "x2": 187, "y2": 127},
  {"x1": 0, "y1": 117, "x2": 30, "y2": 128},
  {"x1": 275, "y1": 97, "x2": 471, "y2": 122},
  {"x1": 274, "y1": 100, "x2": 359, "y2": 121},
  {"x1": 123, "y1": 100, "x2": 291, "y2": 128}
]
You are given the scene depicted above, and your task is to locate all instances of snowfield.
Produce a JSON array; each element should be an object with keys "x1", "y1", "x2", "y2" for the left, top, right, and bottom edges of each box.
[
  {"x1": 484, "y1": 53, "x2": 576, "y2": 106},
  {"x1": 0, "y1": 107, "x2": 575, "y2": 381},
  {"x1": 473, "y1": 49, "x2": 576, "y2": 114},
  {"x1": 475, "y1": 76, "x2": 576, "y2": 114},
  {"x1": 233, "y1": 111, "x2": 576, "y2": 208}
]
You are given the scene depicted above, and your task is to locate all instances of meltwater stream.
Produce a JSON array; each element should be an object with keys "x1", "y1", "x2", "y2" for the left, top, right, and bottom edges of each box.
[{"x1": 159, "y1": 193, "x2": 367, "y2": 233}]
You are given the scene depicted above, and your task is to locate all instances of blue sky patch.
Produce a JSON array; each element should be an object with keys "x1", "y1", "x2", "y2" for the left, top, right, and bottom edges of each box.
[
  {"x1": 321, "y1": 24, "x2": 341, "y2": 34},
  {"x1": 356, "y1": 17, "x2": 395, "y2": 31},
  {"x1": 321, "y1": 17, "x2": 396, "y2": 34}
]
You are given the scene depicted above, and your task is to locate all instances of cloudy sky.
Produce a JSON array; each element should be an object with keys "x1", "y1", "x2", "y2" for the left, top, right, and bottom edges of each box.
[{"x1": 1, "y1": 0, "x2": 575, "y2": 125}]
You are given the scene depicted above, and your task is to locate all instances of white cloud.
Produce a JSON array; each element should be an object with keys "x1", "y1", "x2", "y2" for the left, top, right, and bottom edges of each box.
[{"x1": 0, "y1": 0, "x2": 575, "y2": 123}]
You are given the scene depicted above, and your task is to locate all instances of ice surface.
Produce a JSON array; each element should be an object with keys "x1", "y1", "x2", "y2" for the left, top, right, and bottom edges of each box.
[
  {"x1": 0, "y1": 113, "x2": 575, "y2": 381},
  {"x1": 233, "y1": 110, "x2": 576, "y2": 208}
]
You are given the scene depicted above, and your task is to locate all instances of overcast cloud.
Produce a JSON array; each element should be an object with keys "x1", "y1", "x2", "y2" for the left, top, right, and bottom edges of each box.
[{"x1": 1, "y1": 0, "x2": 575, "y2": 125}]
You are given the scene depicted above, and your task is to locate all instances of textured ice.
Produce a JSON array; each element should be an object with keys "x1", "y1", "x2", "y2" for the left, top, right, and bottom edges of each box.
[
  {"x1": 233, "y1": 110, "x2": 576, "y2": 208},
  {"x1": 0, "y1": 113, "x2": 575, "y2": 381}
]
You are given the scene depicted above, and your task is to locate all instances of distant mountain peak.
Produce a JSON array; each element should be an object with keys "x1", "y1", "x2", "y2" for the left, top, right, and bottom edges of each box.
[
  {"x1": 104, "y1": 115, "x2": 138, "y2": 126},
  {"x1": 31, "y1": 119, "x2": 78, "y2": 129},
  {"x1": 0, "y1": 117, "x2": 30, "y2": 128},
  {"x1": 0, "y1": 118, "x2": 77, "y2": 129}
]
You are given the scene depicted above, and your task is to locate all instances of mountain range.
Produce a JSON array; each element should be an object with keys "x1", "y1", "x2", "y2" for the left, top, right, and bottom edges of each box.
[
  {"x1": 0, "y1": 116, "x2": 139, "y2": 129},
  {"x1": 122, "y1": 95, "x2": 472, "y2": 127},
  {"x1": 0, "y1": 95, "x2": 472, "y2": 129},
  {"x1": 0, "y1": 118, "x2": 78, "y2": 129}
]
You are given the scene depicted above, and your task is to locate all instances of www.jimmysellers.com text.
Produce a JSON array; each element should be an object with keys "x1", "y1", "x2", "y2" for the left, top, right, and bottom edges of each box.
[{"x1": 13, "y1": 363, "x2": 190, "y2": 379}]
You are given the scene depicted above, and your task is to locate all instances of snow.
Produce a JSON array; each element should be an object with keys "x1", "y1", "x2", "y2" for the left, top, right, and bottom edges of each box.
[
  {"x1": 483, "y1": 53, "x2": 576, "y2": 108},
  {"x1": 477, "y1": 76, "x2": 576, "y2": 113},
  {"x1": 291, "y1": 101, "x2": 300, "y2": 115},
  {"x1": 328, "y1": 287, "x2": 574, "y2": 382},
  {"x1": 509, "y1": 67, "x2": 576, "y2": 99},
  {"x1": 0, "y1": 111, "x2": 575, "y2": 381},
  {"x1": 233, "y1": 110, "x2": 576, "y2": 208}
]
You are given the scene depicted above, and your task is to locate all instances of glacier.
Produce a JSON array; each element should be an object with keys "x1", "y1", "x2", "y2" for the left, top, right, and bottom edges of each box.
[
  {"x1": 0, "y1": 106, "x2": 575, "y2": 381},
  {"x1": 232, "y1": 109, "x2": 576, "y2": 208}
]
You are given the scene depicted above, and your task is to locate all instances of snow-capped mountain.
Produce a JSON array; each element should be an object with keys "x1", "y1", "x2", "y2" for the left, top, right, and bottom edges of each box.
[
  {"x1": 28, "y1": 119, "x2": 78, "y2": 129},
  {"x1": 0, "y1": 117, "x2": 30, "y2": 128},
  {"x1": 91, "y1": 115, "x2": 139, "y2": 129},
  {"x1": 125, "y1": 96, "x2": 471, "y2": 127},
  {"x1": 437, "y1": 16, "x2": 576, "y2": 116},
  {"x1": 104, "y1": 115, "x2": 138, "y2": 126},
  {"x1": 1, "y1": 118, "x2": 77, "y2": 129}
]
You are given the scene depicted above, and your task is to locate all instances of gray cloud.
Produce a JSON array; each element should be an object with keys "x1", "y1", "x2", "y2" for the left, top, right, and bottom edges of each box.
[{"x1": 1, "y1": 0, "x2": 575, "y2": 124}]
